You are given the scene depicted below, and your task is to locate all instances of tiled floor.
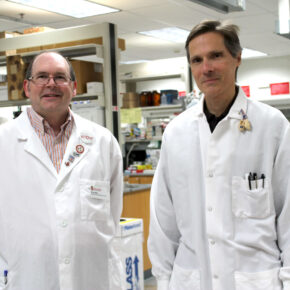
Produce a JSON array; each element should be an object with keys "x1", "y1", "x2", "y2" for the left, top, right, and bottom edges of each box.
[{"x1": 144, "y1": 276, "x2": 157, "y2": 290}]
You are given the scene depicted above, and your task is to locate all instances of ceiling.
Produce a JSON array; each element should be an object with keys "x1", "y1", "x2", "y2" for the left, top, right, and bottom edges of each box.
[{"x1": 0, "y1": 0, "x2": 288, "y2": 63}]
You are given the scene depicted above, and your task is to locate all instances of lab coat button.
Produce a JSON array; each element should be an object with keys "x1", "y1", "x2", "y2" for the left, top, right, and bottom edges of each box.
[
  {"x1": 207, "y1": 206, "x2": 213, "y2": 212},
  {"x1": 213, "y1": 274, "x2": 219, "y2": 279},
  {"x1": 61, "y1": 220, "x2": 68, "y2": 227},
  {"x1": 64, "y1": 258, "x2": 70, "y2": 264},
  {"x1": 210, "y1": 240, "x2": 215, "y2": 245},
  {"x1": 208, "y1": 172, "x2": 214, "y2": 177}
]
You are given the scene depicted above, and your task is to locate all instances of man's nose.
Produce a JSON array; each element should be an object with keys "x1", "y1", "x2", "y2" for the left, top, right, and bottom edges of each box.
[
  {"x1": 201, "y1": 59, "x2": 213, "y2": 74},
  {"x1": 46, "y1": 77, "x2": 57, "y2": 86}
]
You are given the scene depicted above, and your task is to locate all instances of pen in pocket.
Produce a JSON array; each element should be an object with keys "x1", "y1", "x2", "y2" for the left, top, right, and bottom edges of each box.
[
  {"x1": 4, "y1": 270, "x2": 8, "y2": 285},
  {"x1": 247, "y1": 172, "x2": 266, "y2": 189}
]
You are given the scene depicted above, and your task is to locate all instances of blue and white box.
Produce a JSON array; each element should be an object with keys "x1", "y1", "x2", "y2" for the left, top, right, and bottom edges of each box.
[{"x1": 110, "y1": 218, "x2": 144, "y2": 290}]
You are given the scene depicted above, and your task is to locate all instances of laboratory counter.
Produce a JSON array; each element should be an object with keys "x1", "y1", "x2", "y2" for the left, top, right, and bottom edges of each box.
[{"x1": 123, "y1": 183, "x2": 151, "y2": 193}]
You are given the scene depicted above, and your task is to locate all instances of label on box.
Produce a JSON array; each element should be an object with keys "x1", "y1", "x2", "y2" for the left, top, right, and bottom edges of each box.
[
  {"x1": 10, "y1": 64, "x2": 17, "y2": 75},
  {"x1": 86, "y1": 82, "x2": 104, "y2": 95},
  {"x1": 117, "y1": 218, "x2": 143, "y2": 237},
  {"x1": 11, "y1": 90, "x2": 19, "y2": 100}
]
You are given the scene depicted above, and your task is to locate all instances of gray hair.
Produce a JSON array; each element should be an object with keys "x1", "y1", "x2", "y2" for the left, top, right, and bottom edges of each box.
[{"x1": 185, "y1": 20, "x2": 242, "y2": 62}]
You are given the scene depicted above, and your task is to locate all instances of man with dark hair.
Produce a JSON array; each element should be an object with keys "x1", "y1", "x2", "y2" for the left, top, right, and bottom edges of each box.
[
  {"x1": 148, "y1": 20, "x2": 290, "y2": 290},
  {"x1": 0, "y1": 51, "x2": 123, "y2": 290}
]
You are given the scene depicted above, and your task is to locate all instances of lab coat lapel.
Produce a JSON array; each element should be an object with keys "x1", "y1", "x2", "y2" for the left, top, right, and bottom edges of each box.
[
  {"x1": 227, "y1": 88, "x2": 248, "y2": 120},
  {"x1": 196, "y1": 97, "x2": 211, "y2": 175},
  {"x1": 17, "y1": 110, "x2": 57, "y2": 178},
  {"x1": 57, "y1": 117, "x2": 94, "y2": 182}
]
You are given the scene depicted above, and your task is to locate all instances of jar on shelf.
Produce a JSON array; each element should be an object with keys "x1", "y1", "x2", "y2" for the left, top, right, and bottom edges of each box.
[
  {"x1": 153, "y1": 90, "x2": 161, "y2": 106},
  {"x1": 147, "y1": 91, "x2": 153, "y2": 106},
  {"x1": 140, "y1": 91, "x2": 147, "y2": 107}
]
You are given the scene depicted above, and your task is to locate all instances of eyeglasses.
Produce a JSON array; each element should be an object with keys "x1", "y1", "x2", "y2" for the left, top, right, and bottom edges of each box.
[{"x1": 28, "y1": 74, "x2": 72, "y2": 86}]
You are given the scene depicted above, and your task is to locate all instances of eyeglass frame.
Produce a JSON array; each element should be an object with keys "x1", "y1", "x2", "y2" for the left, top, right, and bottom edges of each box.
[{"x1": 28, "y1": 74, "x2": 72, "y2": 86}]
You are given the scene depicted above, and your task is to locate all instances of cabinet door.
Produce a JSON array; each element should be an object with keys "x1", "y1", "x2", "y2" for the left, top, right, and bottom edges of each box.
[
  {"x1": 139, "y1": 176, "x2": 153, "y2": 184},
  {"x1": 128, "y1": 176, "x2": 140, "y2": 184}
]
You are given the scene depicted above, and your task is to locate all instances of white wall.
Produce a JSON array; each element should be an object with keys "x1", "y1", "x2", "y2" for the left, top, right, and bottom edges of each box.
[
  {"x1": 238, "y1": 55, "x2": 290, "y2": 101},
  {"x1": 120, "y1": 57, "x2": 189, "y2": 94}
]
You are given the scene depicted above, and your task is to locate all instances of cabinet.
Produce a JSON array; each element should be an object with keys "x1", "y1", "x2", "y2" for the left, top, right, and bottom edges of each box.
[{"x1": 0, "y1": 23, "x2": 122, "y2": 139}]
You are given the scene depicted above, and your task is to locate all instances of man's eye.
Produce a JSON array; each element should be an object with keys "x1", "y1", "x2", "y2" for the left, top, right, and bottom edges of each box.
[
  {"x1": 36, "y1": 75, "x2": 48, "y2": 79},
  {"x1": 55, "y1": 75, "x2": 66, "y2": 80},
  {"x1": 214, "y1": 52, "x2": 222, "y2": 58},
  {"x1": 191, "y1": 57, "x2": 201, "y2": 64}
]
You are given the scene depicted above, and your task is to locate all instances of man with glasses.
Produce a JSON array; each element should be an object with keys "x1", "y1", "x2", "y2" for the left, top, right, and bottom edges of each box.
[{"x1": 0, "y1": 51, "x2": 123, "y2": 290}]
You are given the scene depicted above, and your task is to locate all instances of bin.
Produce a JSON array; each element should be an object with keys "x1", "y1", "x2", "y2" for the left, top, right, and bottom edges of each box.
[{"x1": 110, "y1": 218, "x2": 144, "y2": 290}]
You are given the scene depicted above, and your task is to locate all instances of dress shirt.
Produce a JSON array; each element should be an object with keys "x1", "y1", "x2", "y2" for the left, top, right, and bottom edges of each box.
[{"x1": 27, "y1": 107, "x2": 74, "y2": 173}]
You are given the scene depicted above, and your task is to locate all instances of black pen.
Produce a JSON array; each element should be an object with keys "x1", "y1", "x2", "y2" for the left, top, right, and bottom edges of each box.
[
  {"x1": 261, "y1": 174, "x2": 265, "y2": 188},
  {"x1": 4, "y1": 270, "x2": 8, "y2": 285},
  {"x1": 248, "y1": 172, "x2": 252, "y2": 190}
]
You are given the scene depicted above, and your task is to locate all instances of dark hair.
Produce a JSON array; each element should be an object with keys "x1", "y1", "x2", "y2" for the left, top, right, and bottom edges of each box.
[
  {"x1": 185, "y1": 20, "x2": 242, "y2": 62},
  {"x1": 25, "y1": 51, "x2": 76, "y2": 81}
]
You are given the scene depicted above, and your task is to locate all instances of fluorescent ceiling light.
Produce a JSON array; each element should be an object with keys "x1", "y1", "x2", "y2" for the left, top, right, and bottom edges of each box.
[
  {"x1": 242, "y1": 48, "x2": 267, "y2": 59},
  {"x1": 139, "y1": 27, "x2": 190, "y2": 43},
  {"x1": 7, "y1": 0, "x2": 119, "y2": 18},
  {"x1": 186, "y1": 0, "x2": 245, "y2": 14}
]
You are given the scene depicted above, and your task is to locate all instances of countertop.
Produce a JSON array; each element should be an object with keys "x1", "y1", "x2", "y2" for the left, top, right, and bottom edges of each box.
[{"x1": 123, "y1": 183, "x2": 151, "y2": 193}]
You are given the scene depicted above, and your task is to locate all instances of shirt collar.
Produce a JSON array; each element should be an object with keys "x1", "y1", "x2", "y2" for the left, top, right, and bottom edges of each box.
[
  {"x1": 27, "y1": 107, "x2": 74, "y2": 136},
  {"x1": 195, "y1": 86, "x2": 248, "y2": 120}
]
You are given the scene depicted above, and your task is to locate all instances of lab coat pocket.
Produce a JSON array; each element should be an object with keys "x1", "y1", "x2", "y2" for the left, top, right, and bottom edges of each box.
[
  {"x1": 235, "y1": 268, "x2": 282, "y2": 290},
  {"x1": 80, "y1": 179, "x2": 110, "y2": 221},
  {"x1": 232, "y1": 176, "x2": 270, "y2": 219},
  {"x1": 169, "y1": 264, "x2": 200, "y2": 290},
  {"x1": 0, "y1": 275, "x2": 8, "y2": 290}
]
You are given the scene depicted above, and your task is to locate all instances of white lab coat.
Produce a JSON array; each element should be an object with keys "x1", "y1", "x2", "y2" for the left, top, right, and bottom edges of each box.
[
  {"x1": 148, "y1": 89, "x2": 290, "y2": 290},
  {"x1": 0, "y1": 108, "x2": 123, "y2": 290}
]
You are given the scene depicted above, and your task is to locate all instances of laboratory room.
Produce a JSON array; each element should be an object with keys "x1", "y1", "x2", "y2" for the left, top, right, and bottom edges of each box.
[{"x1": 0, "y1": 0, "x2": 290, "y2": 289}]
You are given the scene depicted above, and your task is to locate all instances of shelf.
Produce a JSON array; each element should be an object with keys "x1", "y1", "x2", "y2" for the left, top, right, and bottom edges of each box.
[
  {"x1": 0, "y1": 94, "x2": 100, "y2": 108},
  {"x1": 141, "y1": 104, "x2": 182, "y2": 111},
  {"x1": 120, "y1": 73, "x2": 182, "y2": 83}
]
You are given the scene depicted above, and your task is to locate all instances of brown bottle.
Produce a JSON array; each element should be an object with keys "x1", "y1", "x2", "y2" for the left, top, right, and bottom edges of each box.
[{"x1": 153, "y1": 91, "x2": 161, "y2": 106}]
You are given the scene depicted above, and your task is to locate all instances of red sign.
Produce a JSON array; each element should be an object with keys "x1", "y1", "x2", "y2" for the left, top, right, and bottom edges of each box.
[
  {"x1": 178, "y1": 91, "x2": 186, "y2": 97},
  {"x1": 241, "y1": 86, "x2": 250, "y2": 97},
  {"x1": 270, "y1": 82, "x2": 289, "y2": 95}
]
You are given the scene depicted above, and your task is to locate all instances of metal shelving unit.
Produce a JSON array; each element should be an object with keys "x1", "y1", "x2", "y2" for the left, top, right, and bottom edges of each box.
[{"x1": 0, "y1": 22, "x2": 121, "y2": 140}]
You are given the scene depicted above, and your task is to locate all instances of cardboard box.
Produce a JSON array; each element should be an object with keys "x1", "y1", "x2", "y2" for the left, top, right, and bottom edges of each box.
[
  {"x1": 70, "y1": 60, "x2": 103, "y2": 95},
  {"x1": 110, "y1": 218, "x2": 144, "y2": 290},
  {"x1": 6, "y1": 55, "x2": 28, "y2": 100},
  {"x1": 122, "y1": 92, "x2": 139, "y2": 108}
]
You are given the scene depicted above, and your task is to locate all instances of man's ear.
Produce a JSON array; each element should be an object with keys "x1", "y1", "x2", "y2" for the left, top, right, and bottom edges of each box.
[
  {"x1": 72, "y1": 81, "x2": 77, "y2": 97},
  {"x1": 23, "y1": 79, "x2": 30, "y2": 99}
]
